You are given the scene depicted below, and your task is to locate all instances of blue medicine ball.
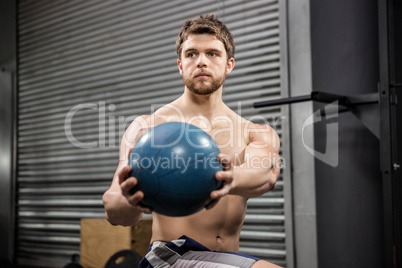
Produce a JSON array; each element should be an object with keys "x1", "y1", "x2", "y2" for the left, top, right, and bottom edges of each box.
[{"x1": 129, "y1": 122, "x2": 222, "y2": 217}]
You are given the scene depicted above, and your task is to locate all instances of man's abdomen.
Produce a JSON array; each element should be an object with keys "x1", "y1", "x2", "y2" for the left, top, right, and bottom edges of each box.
[{"x1": 151, "y1": 195, "x2": 247, "y2": 251}]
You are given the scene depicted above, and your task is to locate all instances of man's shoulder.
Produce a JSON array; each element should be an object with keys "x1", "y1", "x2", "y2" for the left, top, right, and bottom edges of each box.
[
  {"x1": 249, "y1": 126, "x2": 280, "y2": 154},
  {"x1": 129, "y1": 115, "x2": 152, "y2": 130},
  {"x1": 133, "y1": 114, "x2": 151, "y2": 123},
  {"x1": 229, "y1": 113, "x2": 272, "y2": 132},
  {"x1": 242, "y1": 118, "x2": 278, "y2": 144},
  {"x1": 122, "y1": 115, "x2": 152, "y2": 143},
  {"x1": 246, "y1": 121, "x2": 275, "y2": 131}
]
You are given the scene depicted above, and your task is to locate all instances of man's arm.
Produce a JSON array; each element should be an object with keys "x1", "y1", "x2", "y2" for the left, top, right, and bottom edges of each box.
[
  {"x1": 211, "y1": 124, "x2": 281, "y2": 200},
  {"x1": 102, "y1": 116, "x2": 151, "y2": 226}
]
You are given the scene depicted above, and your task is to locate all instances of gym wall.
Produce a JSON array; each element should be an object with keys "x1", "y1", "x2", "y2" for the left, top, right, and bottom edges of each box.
[
  {"x1": 0, "y1": 0, "x2": 16, "y2": 265},
  {"x1": 12, "y1": 1, "x2": 292, "y2": 267},
  {"x1": 311, "y1": 0, "x2": 384, "y2": 267}
]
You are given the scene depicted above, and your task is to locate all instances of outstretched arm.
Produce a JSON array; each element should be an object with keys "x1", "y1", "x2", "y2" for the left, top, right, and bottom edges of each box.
[
  {"x1": 210, "y1": 124, "x2": 281, "y2": 200},
  {"x1": 102, "y1": 116, "x2": 152, "y2": 226}
]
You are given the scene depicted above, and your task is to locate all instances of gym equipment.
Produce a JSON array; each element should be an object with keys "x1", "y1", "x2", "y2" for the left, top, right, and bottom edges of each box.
[
  {"x1": 63, "y1": 253, "x2": 83, "y2": 268},
  {"x1": 129, "y1": 122, "x2": 222, "y2": 217},
  {"x1": 104, "y1": 249, "x2": 142, "y2": 268}
]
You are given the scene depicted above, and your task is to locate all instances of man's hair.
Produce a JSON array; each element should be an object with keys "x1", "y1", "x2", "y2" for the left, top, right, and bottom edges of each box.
[{"x1": 176, "y1": 14, "x2": 235, "y2": 60}]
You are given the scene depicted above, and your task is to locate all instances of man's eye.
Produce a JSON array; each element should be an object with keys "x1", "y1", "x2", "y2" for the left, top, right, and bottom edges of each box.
[
  {"x1": 187, "y1": 53, "x2": 197, "y2": 58},
  {"x1": 208, "y1": 52, "x2": 217, "y2": 57}
]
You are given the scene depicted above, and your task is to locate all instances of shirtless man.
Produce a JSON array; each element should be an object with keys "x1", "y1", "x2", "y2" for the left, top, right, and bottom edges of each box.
[{"x1": 103, "y1": 14, "x2": 281, "y2": 268}]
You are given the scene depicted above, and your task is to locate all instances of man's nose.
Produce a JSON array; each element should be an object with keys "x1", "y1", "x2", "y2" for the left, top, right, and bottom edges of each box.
[{"x1": 197, "y1": 54, "x2": 207, "y2": 68}]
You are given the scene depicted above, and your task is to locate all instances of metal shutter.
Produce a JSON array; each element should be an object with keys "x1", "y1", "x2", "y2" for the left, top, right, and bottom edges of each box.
[{"x1": 17, "y1": 0, "x2": 288, "y2": 267}]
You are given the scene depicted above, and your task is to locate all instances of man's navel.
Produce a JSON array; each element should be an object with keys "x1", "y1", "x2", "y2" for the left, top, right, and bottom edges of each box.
[{"x1": 216, "y1": 235, "x2": 224, "y2": 250}]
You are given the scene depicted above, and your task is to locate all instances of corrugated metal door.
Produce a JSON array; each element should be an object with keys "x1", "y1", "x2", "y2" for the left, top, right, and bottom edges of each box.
[{"x1": 17, "y1": 0, "x2": 289, "y2": 267}]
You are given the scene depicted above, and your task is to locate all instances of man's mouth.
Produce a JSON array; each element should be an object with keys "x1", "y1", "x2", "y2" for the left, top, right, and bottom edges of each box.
[{"x1": 195, "y1": 73, "x2": 210, "y2": 79}]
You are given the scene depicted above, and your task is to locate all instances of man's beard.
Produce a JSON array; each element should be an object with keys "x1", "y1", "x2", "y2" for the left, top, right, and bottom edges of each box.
[{"x1": 183, "y1": 71, "x2": 226, "y2": 95}]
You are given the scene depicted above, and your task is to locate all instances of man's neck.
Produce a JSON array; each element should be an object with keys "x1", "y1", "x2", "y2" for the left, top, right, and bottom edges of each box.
[{"x1": 177, "y1": 87, "x2": 226, "y2": 120}]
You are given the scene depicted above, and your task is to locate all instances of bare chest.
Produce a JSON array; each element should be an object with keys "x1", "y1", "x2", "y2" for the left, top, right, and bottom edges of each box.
[
  {"x1": 145, "y1": 116, "x2": 249, "y2": 166},
  {"x1": 209, "y1": 124, "x2": 248, "y2": 166}
]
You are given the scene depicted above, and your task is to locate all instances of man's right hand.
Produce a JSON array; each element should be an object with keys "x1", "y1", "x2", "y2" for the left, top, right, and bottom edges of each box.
[{"x1": 118, "y1": 165, "x2": 153, "y2": 214}]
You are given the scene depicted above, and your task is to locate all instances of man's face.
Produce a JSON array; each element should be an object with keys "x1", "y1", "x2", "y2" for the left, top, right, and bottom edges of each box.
[{"x1": 178, "y1": 34, "x2": 234, "y2": 95}]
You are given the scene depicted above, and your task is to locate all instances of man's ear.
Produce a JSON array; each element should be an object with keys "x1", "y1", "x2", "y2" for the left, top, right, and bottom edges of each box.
[
  {"x1": 226, "y1": 58, "x2": 235, "y2": 75},
  {"x1": 177, "y1": 59, "x2": 183, "y2": 75}
]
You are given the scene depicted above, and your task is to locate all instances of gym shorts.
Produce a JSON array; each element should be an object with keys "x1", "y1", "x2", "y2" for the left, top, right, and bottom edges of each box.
[{"x1": 139, "y1": 235, "x2": 259, "y2": 268}]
